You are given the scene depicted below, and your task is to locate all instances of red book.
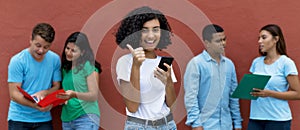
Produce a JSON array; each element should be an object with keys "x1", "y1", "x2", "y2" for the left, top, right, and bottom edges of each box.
[{"x1": 17, "y1": 86, "x2": 67, "y2": 108}]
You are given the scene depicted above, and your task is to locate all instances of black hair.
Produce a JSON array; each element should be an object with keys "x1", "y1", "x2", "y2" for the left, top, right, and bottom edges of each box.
[
  {"x1": 61, "y1": 32, "x2": 102, "y2": 74},
  {"x1": 115, "y1": 6, "x2": 172, "y2": 49},
  {"x1": 202, "y1": 24, "x2": 224, "y2": 42}
]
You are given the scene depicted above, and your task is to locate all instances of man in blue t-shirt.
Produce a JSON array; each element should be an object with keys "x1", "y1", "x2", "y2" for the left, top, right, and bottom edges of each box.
[{"x1": 7, "y1": 23, "x2": 61, "y2": 130}]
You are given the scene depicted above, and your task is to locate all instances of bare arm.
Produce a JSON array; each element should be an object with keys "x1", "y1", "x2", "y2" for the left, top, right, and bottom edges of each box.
[
  {"x1": 8, "y1": 82, "x2": 52, "y2": 112},
  {"x1": 154, "y1": 63, "x2": 176, "y2": 108},
  {"x1": 118, "y1": 44, "x2": 145, "y2": 113},
  {"x1": 57, "y1": 71, "x2": 100, "y2": 101},
  {"x1": 120, "y1": 73, "x2": 141, "y2": 113},
  {"x1": 252, "y1": 75, "x2": 300, "y2": 100}
]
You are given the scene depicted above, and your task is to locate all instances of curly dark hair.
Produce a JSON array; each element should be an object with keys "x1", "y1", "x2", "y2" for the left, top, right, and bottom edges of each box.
[
  {"x1": 61, "y1": 32, "x2": 102, "y2": 74},
  {"x1": 115, "y1": 6, "x2": 172, "y2": 49}
]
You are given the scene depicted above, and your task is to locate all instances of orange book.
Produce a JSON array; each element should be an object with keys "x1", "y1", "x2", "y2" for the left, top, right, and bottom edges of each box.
[{"x1": 17, "y1": 86, "x2": 67, "y2": 108}]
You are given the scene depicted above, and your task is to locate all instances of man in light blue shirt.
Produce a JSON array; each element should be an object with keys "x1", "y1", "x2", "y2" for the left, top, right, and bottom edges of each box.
[
  {"x1": 184, "y1": 24, "x2": 242, "y2": 130},
  {"x1": 7, "y1": 23, "x2": 61, "y2": 130}
]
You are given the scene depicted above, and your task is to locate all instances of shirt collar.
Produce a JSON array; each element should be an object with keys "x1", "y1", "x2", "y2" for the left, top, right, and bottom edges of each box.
[{"x1": 202, "y1": 50, "x2": 225, "y2": 62}]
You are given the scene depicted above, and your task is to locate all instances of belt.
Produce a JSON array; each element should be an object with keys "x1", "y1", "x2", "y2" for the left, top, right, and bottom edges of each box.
[{"x1": 127, "y1": 113, "x2": 174, "y2": 126}]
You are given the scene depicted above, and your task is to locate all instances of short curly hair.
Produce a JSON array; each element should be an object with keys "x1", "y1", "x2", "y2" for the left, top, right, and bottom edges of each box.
[{"x1": 115, "y1": 6, "x2": 172, "y2": 49}]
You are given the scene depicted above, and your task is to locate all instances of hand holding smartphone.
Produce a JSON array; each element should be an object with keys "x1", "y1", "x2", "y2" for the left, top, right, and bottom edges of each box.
[{"x1": 158, "y1": 57, "x2": 174, "y2": 71}]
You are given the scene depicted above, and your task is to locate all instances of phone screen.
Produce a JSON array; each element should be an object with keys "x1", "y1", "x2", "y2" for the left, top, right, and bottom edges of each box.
[{"x1": 158, "y1": 57, "x2": 174, "y2": 71}]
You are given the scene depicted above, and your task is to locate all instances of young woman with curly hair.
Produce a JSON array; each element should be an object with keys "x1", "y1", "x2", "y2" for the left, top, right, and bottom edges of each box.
[{"x1": 115, "y1": 6, "x2": 177, "y2": 130}]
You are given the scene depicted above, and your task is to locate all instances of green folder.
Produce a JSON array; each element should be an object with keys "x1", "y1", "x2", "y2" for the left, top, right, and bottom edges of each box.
[{"x1": 231, "y1": 74, "x2": 271, "y2": 100}]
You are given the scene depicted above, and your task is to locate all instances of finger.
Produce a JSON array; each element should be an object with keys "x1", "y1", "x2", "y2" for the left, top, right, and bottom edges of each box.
[
  {"x1": 136, "y1": 51, "x2": 145, "y2": 56},
  {"x1": 252, "y1": 88, "x2": 261, "y2": 92},
  {"x1": 163, "y1": 63, "x2": 171, "y2": 71},
  {"x1": 46, "y1": 104, "x2": 53, "y2": 111},
  {"x1": 126, "y1": 44, "x2": 134, "y2": 53},
  {"x1": 155, "y1": 67, "x2": 164, "y2": 73},
  {"x1": 135, "y1": 47, "x2": 144, "y2": 51},
  {"x1": 163, "y1": 63, "x2": 171, "y2": 67},
  {"x1": 137, "y1": 57, "x2": 146, "y2": 62},
  {"x1": 154, "y1": 70, "x2": 163, "y2": 79}
]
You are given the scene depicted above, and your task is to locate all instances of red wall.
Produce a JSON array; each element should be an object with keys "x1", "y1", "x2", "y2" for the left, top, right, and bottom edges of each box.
[{"x1": 1, "y1": 0, "x2": 300, "y2": 130}]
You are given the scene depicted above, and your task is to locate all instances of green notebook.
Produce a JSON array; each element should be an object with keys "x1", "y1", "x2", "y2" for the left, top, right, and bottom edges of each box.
[{"x1": 231, "y1": 74, "x2": 271, "y2": 100}]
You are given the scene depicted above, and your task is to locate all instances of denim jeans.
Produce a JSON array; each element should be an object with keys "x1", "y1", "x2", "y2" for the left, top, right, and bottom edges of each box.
[
  {"x1": 8, "y1": 120, "x2": 53, "y2": 130},
  {"x1": 62, "y1": 114, "x2": 100, "y2": 130},
  {"x1": 124, "y1": 120, "x2": 177, "y2": 130},
  {"x1": 247, "y1": 119, "x2": 291, "y2": 130}
]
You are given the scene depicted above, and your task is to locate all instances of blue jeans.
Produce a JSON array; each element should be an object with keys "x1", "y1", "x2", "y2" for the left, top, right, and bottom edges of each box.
[
  {"x1": 8, "y1": 120, "x2": 53, "y2": 130},
  {"x1": 62, "y1": 114, "x2": 100, "y2": 130},
  {"x1": 247, "y1": 119, "x2": 291, "y2": 130},
  {"x1": 124, "y1": 120, "x2": 177, "y2": 130}
]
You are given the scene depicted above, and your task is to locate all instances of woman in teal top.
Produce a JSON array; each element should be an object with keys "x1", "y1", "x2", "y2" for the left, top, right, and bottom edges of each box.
[{"x1": 58, "y1": 32, "x2": 101, "y2": 130}]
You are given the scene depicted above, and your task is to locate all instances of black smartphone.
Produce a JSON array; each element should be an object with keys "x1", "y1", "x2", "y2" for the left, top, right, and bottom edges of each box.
[{"x1": 158, "y1": 57, "x2": 174, "y2": 71}]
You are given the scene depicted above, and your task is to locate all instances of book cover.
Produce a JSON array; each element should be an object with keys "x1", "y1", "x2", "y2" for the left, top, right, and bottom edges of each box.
[
  {"x1": 17, "y1": 86, "x2": 67, "y2": 107},
  {"x1": 231, "y1": 74, "x2": 271, "y2": 100}
]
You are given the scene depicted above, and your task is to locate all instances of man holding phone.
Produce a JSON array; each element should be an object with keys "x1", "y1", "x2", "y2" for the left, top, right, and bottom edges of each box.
[{"x1": 183, "y1": 24, "x2": 242, "y2": 130}]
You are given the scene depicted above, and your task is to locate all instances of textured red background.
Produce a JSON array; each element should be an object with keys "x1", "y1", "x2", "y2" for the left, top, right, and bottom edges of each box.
[{"x1": 1, "y1": 1, "x2": 300, "y2": 130}]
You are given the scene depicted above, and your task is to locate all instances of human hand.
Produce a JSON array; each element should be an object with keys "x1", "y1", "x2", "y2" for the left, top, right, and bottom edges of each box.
[
  {"x1": 127, "y1": 44, "x2": 145, "y2": 66},
  {"x1": 154, "y1": 63, "x2": 172, "y2": 85},
  {"x1": 34, "y1": 103, "x2": 53, "y2": 112},
  {"x1": 251, "y1": 88, "x2": 271, "y2": 97},
  {"x1": 192, "y1": 126, "x2": 204, "y2": 130},
  {"x1": 32, "y1": 90, "x2": 48, "y2": 102},
  {"x1": 56, "y1": 90, "x2": 76, "y2": 100}
]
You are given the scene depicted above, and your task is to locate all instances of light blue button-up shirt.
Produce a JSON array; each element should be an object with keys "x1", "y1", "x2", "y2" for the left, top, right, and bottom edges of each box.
[{"x1": 184, "y1": 50, "x2": 242, "y2": 129}]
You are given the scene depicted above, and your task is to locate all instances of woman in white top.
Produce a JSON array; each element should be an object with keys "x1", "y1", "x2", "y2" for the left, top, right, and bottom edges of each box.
[{"x1": 115, "y1": 6, "x2": 177, "y2": 130}]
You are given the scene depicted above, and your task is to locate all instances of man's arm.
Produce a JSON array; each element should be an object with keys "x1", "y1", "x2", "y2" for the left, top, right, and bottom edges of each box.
[
  {"x1": 229, "y1": 65, "x2": 243, "y2": 129},
  {"x1": 184, "y1": 59, "x2": 203, "y2": 128},
  {"x1": 8, "y1": 82, "x2": 52, "y2": 112}
]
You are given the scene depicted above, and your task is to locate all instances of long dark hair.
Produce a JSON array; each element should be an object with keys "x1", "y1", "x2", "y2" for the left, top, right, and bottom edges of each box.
[
  {"x1": 115, "y1": 6, "x2": 172, "y2": 49},
  {"x1": 61, "y1": 32, "x2": 102, "y2": 73},
  {"x1": 259, "y1": 24, "x2": 287, "y2": 56}
]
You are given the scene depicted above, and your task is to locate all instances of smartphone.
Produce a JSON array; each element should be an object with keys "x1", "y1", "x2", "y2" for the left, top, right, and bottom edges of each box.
[
  {"x1": 158, "y1": 56, "x2": 174, "y2": 71},
  {"x1": 32, "y1": 96, "x2": 39, "y2": 103}
]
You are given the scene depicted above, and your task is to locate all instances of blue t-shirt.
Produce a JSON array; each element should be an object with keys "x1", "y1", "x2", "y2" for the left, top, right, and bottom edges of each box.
[
  {"x1": 249, "y1": 55, "x2": 298, "y2": 121},
  {"x1": 7, "y1": 48, "x2": 61, "y2": 122}
]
